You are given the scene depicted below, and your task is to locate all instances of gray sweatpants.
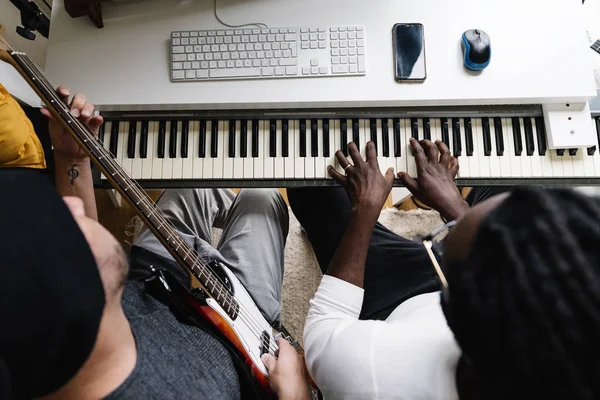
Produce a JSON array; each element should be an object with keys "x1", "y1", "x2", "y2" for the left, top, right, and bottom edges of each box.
[{"x1": 133, "y1": 189, "x2": 289, "y2": 324}]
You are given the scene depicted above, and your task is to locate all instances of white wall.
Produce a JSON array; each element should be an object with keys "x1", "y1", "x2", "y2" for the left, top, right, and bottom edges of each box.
[{"x1": 0, "y1": 1, "x2": 48, "y2": 106}]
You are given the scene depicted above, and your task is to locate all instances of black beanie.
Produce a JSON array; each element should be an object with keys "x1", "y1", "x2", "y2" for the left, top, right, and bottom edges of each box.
[{"x1": 0, "y1": 168, "x2": 105, "y2": 399}]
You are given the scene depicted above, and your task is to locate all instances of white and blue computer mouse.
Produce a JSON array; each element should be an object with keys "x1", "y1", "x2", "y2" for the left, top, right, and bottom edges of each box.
[{"x1": 461, "y1": 29, "x2": 491, "y2": 71}]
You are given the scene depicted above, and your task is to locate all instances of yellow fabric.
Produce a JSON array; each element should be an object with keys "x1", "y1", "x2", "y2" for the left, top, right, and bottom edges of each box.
[{"x1": 0, "y1": 83, "x2": 46, "y2": 169}]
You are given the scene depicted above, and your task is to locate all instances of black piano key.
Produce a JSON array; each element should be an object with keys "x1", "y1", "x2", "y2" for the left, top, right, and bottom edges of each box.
[
  {"x1": 370, "y1": 119, "x2": 377, "y2": 151},
  {"x1": 423, "y1": 118, "x2": 431, "y2": 141},
  {"x1": 411, "y1": 118, "x2": 419, "y2": 141},
  {"x1": 393, "y1": 118, "x2": 401, "y2": 157},
  {"x1": 110, "y1": 121, "x2": 119, "y2": 157},
  {"x1": 98, "y1": 122, "x2": 105, "y2": 143},
  {"x1": 180, "y1": 120, "x2": 189, "y2": 158},
  {"x1": 382, "y1": 119, "x2": 390, "y2": 157},
  {"x1": 322, "y1": 119, "x2": 330, "y2": 157},
  {"x1": 535, "y1": 117, "x2": 548, "y2": 156},
  {"x1": 440, "y1": 118, "x2": 450, "y2": 146},
  {"x1": 127, "y1": 121, "x2": 137, "y2": 159},
  {"x1": 556, "y1": 149, "x2": 565, "y2": 156},
  {"x1": 590, "y1": 118, "x2": 600, "y2": 155},
  {"x1": 210, "y1": 120, "x2": 219, "y2": 158},
  {"x1": 169, "y1": 120, "x2": 178, "y2": 158},
  {"x1": 299, "y1": 119, "x2": 307, "y2": 157},
  {"x1": 511, "y1": 117, "x2": 523, "y2": 156},
  {"x1": 282, "y1": 119, "x2": 289, "y2": 157},
  {"x1": 568, "y1": 148, "x2": 578, "y2": 156},
  {"x1": 311, "y1": 119, "x2": 318, "y2": 157},
  {"x1": 493, "y1": 117, "x2": 504, "y2": 156},
  {"x1": 482, "y1": 118, "x2": 492, "y2": 156},
  {"x1": 464, "y1": 118, "x2": 474, "y2": 156},
  {"x1": 523, "y1": 117, "x2": 535, "y2": 156},
  {"x1": 269, "y1": 120, "x2": 277, "y2": 158},
  {"x1": 452, "y1": 118, "x2": 462, "y2": 157},
  {"x1": 240, "y1": 120, "x2": 248, "y2": 158},
  {"x1": 252, "y1": 120, "x2": 259, "y2": 158},
  {"x1": 198, "y1": 120, "x2": 206, "y2": 158},
  {"x1": 340, "y1": 119, "x2": 348, "y2": 155},
  {"x1": 588, "y1": 146, "x2": 596, "y2": 156},
  {"x1": 157, "y1": 121, "x2": 166, "y2": 159},
  {"x1": 228, "y1": 120, "x2": 236, "y2": 157},
  {"x1": 140, "y1": 121, "x2": 149, "y2": 159},
  {"x1": 352, "y1": 118, "x2": 360, "y2": 147}
]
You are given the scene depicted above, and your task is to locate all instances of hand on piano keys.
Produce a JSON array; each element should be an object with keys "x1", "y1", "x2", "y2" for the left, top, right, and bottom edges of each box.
[{"x1": 97, "y1": 114, "x2": 600, "y2": 185}]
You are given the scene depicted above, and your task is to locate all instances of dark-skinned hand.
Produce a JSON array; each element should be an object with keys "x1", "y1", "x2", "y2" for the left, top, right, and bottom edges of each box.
[
  {"x1": 398, "y1": 138, "x2": 469, "y2": 221},
  {"x1": 328, "y1": 141, "x2": 395, "y2": 215}
]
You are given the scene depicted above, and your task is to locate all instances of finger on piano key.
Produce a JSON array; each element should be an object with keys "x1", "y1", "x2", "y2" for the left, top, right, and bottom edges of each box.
[
  {"x1": 315, "y1": 120, "x2": 326, "y2": 178},
  {"x1": 263, "y1": 120, "x2": 274, "y2": 179},
  {"x1": 457, "y1": 118, "x2": 470, "y2": 178},
  {"x1": 422, "y1": 118, "x2": 431, "y2": 141},
  {"x1": 233, "y1": 120, "x2": 244, "y2": 179},
  {"x1": 213, "y1": 120, "x2": 225, "y2": 179},
  {"x1": 172, "y1": 121, "x2": 184, "y2": 179},
  {"x1": 284, "y1": 119, "x2": 295, "y2": 179},
  {"x1": 182, "y1": 120, "x2": 194, "y2": 179},
  {"x1": 410, "y1": 118, "x2": 419, "y2": 141},
  {"x1": 504, "y1": 117, "x2": 519, "y2": 178},
  {"x1": 293, "y1": 120, "x2": 304, "y2": 179},
  {"x1": 162, "y1": 121, "x2": 173, "y2": 179},
  {"x1": 331, "y1": 119, "x2": 342, "y2": 175},
  {"x1": 516, "y1": 118, "x2": 533, "y2": 178},
  {"x1": 340, "y1": 119, "x2": 349, "y2": 156},
  {"x1": 192, "y1": 121, "x2": 203, "y2": 179},
  {"x1": 403, "y1": 119, "x2": 418, "y2": 178},
  {"x1": 243, "y1": 120, "x2": 254, "y2": 179},
  {"x1": 376, "y1": 119, "x2": 388, "y2": 176},
  {"x1": 497, "y1": 118, "x2": 511, "y2": 177},
  {"x1": 202, "y1": 120, "x2": 213, "y2": 179},
  {"x1": 305, "y1": 119, "x2": 316, "y2": 179},
  {"x1": 322, "y1": 119, "x2": 332, "y2": 179},
  {"x1": 395, "y1": 118, "x2": 407, "y2": 179},
  {"x1": 152, "y1": 121, "x2": 164, "y2": 179},
  {"x1": 487, "y1": 118, "x2": 502, "y2": 177},
  {"x1": 359, "y1": 119, "x2": 368, "y2": 161},
  {"x1": 131, "y1": 122, "x2": 143, "y2": 179},
  {"x1": 440, "y1": 118, "x2": 450, "y2": 146},
  {"x1": 466, "y1": 118, "x2": 480, "y2": 178},
  {"x1": 275, "y1": 120, "x2": 285, "y2": 179},
  {"x1": 119, "y1": 121, "x2": 131, "y2": 175}
]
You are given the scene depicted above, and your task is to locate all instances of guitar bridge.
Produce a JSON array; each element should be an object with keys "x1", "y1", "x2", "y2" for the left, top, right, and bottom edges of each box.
[{"x1": 260, "y1": 330, "x2": 271, "y2": 356}]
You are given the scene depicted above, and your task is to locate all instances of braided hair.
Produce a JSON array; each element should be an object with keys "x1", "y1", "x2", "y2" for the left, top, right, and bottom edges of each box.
[{"x1": 444, "y1": 187, "x2": 600, "y2": 400}]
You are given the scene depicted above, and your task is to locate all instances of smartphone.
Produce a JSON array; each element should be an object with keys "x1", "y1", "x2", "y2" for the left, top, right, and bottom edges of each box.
[{"x1": 392, "y1": 23, "x2": 426, "y2": 82}]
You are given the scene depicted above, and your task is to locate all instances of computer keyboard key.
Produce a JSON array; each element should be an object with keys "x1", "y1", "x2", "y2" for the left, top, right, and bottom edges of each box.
[
  {"x1": 209, "y1": 68, "x2": 261, "y2": 78},
  {"x1": 332, "y1": 65, "x2": 349, "y2": 74},
  {"x1": 172, "y1": 71, "x2": 185, "y2": 80}
]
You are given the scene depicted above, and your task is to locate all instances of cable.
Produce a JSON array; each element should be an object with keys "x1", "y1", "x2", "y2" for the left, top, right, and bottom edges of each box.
[{"x1": 213, "y1": 0, "x2": 267, "y2": 29}]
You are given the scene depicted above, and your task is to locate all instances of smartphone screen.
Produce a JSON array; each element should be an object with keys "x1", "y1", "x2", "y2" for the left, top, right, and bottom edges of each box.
[{"x1": 393, "y1": 23, "x2": 426, "y2": 81}]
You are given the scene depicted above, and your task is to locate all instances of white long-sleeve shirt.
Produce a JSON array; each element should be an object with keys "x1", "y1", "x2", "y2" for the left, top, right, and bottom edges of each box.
[{"x1": 304, "y1": 275, "x2": 461, "y2": 400}]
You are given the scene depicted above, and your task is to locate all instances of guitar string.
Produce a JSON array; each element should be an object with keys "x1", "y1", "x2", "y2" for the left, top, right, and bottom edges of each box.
[{"x1": 9, "y1": 42, "x2": 281, "y2": 355}]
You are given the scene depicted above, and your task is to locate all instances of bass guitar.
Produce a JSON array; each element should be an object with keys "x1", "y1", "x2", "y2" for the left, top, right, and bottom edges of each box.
[{"x1": 0, "y1": 27, "x2": 319, "y2": 400}]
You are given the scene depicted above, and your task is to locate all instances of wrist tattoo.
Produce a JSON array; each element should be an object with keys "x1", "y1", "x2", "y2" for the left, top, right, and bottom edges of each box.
[{"x1": 68, "y1": 164, "x2": 79, "y2": 185}]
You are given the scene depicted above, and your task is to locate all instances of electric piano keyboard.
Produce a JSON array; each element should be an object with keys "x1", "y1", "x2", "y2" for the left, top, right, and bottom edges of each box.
[{"x1": 96, "y1": 107, "x2": 600, "y2": 187}]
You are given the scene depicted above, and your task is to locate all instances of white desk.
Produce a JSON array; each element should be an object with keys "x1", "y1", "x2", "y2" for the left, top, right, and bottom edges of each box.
[{"x1": 46, "y1": 0, "x2": 596, "y2": 112}]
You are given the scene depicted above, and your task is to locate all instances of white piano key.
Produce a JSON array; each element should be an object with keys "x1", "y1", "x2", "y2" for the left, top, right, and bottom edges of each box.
[
  {"x1": 202, "y1": 120, "x2": 213, "y2": 179},
  {"x1": 171, "y1": 121, "x2": 184, "y2": 179},
  {"x1": 457, "y1": 118, "x2": 471, "y2": 178},
  {"x1": 263, "y1": 120, "x2": 274, "y2": 179},
  {"x1": 592, "y1": 138, "x2": 600, "y2": 179},
  {"x1": 571, "y1": 149, "x2": 586, "y2": 177},
  {"x1": 376, "y1": 119, "x2": 388, "y2": 176},
  {"x1": 233, "y1": 120, "x2": 244, "y2": 179},
  {"x1": 213, "y1": 120, "x2": 225, "y2": 179},
  {"x1": 561, "y1": 150, "x2": 575, "y2": 177},
  {"x1": 161, "y1": 121, "x2": 173, "y2": 180},
  {"x1": 181, "y1": 122, "x2": 193, "y2": 179},
  {"x1": 275, "y1": 120, "x2": 285, "y2": 179},
  {"x1": 315, "y1": 120, "x2": 325, "y2": 179},
  {"x1": 192, "y1": 121, "x2": 203, "y2": 179},
  {"x1": 118, "y1": 121, "x2": 130, "y2": 175},
  {"x1": 323, "y1": 120, "x2": 333, "y2": 179},
  {"x1": 498, "y1": 118, "x2": 511, "y2": 177},
  {"x1": 131, "y1": 121, "x2": 143, "y2": 179},
  {"x1": 417, "y1": 118, "x2": 425, "y2": 142},
  {"x1": 487, "y1": 119, "x2": 502, "y2": 178},
  {"x1": 331, "y1": 119, "x2": 342, "y2": 175},
  {"x1": 403, "y1": 119, "x2": 417, "y2": 178},
  {"x1": 360, "y1": 119, "x2": 368, "y2": 161},
  {"x1": 222, "y1": 121, "x2": 234, "y2": 179},
  {"x1": 243, "y1": 120, "x2": 254, "y2": 179},
  {"x1": 549, "y1": 149, "x2": 565, "y2": 177},
  {"x1": 293, "y1": 120, "x2": 304, "y2": 179},
  {"x1": 253, "y1": 120, "x2": 264, "y2": 179},
  {"x1": 305, "y1": 120, "x2": 315, "y2": 179},
  {"x1": 465, "y1": 118, "x2": 480, "y2": 178},
  {"x1": 583, "y1": 144, "x2": 596, "y2": 178},
  {"x1": 141, "y1": 121, "x2": 154, "y2": 179},
  {"x1": 284, "y1": 120, "x2": 295, "y2": 179},
  {"x1": 516, "y1": 118, "x2": 533, "y2": 178},
  {"x1": 473, "y1": 119, "x2": 490, "y2": 178},
  {"x1": 505, "y1": 118, "x2": 520, "y2": 178},
  {"x1": 532, "y1": 118, "x2": 554, "y2": 178},
  {"x1": 152, "y1": 122, "x2": 164, "y2": 179}
]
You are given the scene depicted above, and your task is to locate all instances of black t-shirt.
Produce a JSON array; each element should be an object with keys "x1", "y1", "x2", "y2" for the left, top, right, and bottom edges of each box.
[{"x1": 104, "y1": 277, "x2": 240, "y2": 399}]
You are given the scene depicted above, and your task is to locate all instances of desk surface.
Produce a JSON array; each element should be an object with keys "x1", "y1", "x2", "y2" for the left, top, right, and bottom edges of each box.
[{"x1": 46, "y1": 0, "x2": 597, "y2": 111}]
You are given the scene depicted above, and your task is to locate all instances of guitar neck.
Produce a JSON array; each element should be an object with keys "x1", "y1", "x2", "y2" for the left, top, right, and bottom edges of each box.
[{"x1": 1, "y1": 47, "x2": 239, "y2": 319}]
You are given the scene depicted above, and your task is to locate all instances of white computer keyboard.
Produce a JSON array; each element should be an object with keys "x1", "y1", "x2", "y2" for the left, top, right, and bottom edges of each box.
[{"x1": 170, "y1": 26, "x2": 367, "y2": 82}]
